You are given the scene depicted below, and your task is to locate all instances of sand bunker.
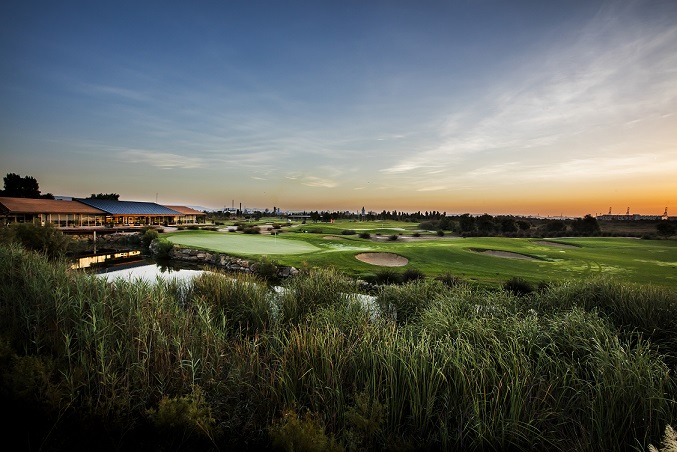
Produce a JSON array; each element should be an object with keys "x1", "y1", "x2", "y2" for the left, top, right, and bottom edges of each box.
[
  {"x1": 355, "y1": 252, "x2": 409, "y2": 267},
  {"x1": 534, "y1": 240, "x2": 578, "y2": 249},
  {"x1": 473, "y1": 249, "x2": 538, "y2": 260}
]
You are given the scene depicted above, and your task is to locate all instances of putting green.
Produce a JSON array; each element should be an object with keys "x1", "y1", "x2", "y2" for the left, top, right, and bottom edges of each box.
[{"x1": 165, "y1": 231, "x2": 319, "y2": 255}]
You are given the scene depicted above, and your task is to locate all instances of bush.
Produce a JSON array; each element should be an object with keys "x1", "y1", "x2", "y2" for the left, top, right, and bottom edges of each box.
[
  {"x1": 147, "y1": 385, "x2": 217, "y2": 441},
  {"x1": 341, "y1": 230, "x2": 356, "y2": 235},
  {"x1": 243, "y1": 226, "x2": 261, "y2": 234},
  {"x1": 373, "y1": 268, "x2": 401, "y2": 285},
  {"x1": 401, "y1": 268, "x2": 425, "y2": 283},
  {"x1": 436, "y1": 230, "x2": 445, "y2": 237},
  {"x1": 387, "y1": 235, "x2": 398, "y2": 241},
  {"x1": 254, "y1": 256, "x2": 279, "y2": 284},
  {"x1": 150, "y1": 238, "x2": 173, "y2": 259},
  {"x1": 269, "y1": 408, "x2": 342, "y2": 452},
  {"x1": 8, "y1": 223, "x2": 71, "y2": 259},
  {"x1": 435, "y1": 272, "x2": 463, "y2": 287},
  {"x1": 358, "y1": 232, "x2": 371, "y2": 239},
  {"x1": 503, "y1": 277, "x2": 534, "y2": 296},
  {"x1": 141, "y1": 228, "x2": 159, "y2": 248},
  {"x1": 412, "y1": 232, "x2": 421, "y2": 237}
]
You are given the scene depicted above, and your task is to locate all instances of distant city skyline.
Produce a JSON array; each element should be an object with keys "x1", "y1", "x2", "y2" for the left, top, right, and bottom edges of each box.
[{"x1": 1, "y1": 0, "x2": 675, "y2": 217}]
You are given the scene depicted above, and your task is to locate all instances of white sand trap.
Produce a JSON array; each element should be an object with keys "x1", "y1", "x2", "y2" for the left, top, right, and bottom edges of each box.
[
  {"x1": 475, "y1": 249, "x2": 537, "y2": 260},
  {"x1": 355, "y1": 252, "x2": 409, "y2": 267},
  {"x1": 534, "y1": 240, "x2": 578, "y2": 249}
]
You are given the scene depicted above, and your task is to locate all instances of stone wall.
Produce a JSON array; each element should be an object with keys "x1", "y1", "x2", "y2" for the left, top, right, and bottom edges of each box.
[{"x1": 165, "y1": 245, "x2": 299, "y2": 278}]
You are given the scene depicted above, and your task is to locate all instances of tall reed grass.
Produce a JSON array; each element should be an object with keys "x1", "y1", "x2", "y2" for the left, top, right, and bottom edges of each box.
[{"x1": 1, "y1": 243, "x2": 675, "y2": 451}]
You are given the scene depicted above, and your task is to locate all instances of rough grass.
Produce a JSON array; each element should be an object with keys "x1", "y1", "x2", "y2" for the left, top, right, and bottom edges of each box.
[{"x1": 1, "y1": 243, "x2": 675, "y2": 451}]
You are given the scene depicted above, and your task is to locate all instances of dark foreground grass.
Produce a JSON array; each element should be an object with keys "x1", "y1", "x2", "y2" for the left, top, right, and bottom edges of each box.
[{"x1": 1, "y1": 243, "x2": 675, "y2": 451}]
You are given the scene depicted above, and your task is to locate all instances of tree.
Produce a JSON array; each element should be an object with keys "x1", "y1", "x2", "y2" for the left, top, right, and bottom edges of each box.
[
  {"x1": 500, "y1": 218, "x2": 518, "y2": 234},
  {"x1": 88, "y1": 193, "x2": 120, "y2": 200},
  {"x1": 572, "y1": 214, "x2": 600, "y2": 234},
  {"x1": 2, "y1": 173, "x2": 42, "y2": 198},
  {"x1": 476, "y1": 214, "x2": 496, "y2": 235},
  {"x1": 458, "y1": 214, "x2": 476, "y2": 233},
  {"x1": 516, "y1": 220, "x2": 531, "y2": 231},
  {"x1": 656, "y1": 221, "x2": 676, "y2": 238},
  {"x1": 545, "y1": 220, "x2": 567, "y2": 233}
]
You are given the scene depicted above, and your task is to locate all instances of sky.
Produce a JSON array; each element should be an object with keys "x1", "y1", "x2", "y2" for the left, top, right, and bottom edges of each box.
[{"x1": 1, "y1": 0, "x2": 675, "y2": 216}]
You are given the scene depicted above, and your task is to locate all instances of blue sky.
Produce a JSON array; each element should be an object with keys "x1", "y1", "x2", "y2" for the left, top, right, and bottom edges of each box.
[{"x1": 1, "y1": 0, "x2": 675, "y2": 215}]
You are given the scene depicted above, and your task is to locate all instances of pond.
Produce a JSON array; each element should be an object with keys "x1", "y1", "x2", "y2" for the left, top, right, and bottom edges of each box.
[
  {"x1": 72, "y1": 249, "x2": 207, "y2": 282},
  {"x1": 96, "y1": 261, "x2": 206, "y2": 283}
]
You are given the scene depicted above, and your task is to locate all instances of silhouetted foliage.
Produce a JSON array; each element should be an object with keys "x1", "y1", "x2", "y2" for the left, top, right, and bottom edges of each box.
[
  {"x1": 545, "y1": 220, "x2": 567, "y2": 233},
  {"x1": 572, "y1": 214, "x2": 600, "y2": 234},
  {"x1": 1, "y1": 173, "x2": 44, "y2": 198},
  {"x1": 656, "y1": 221, "x2": 676, "y2": 237},
  {"x1": 87, "y1": 193, "x2": 120, "y2": 200}
]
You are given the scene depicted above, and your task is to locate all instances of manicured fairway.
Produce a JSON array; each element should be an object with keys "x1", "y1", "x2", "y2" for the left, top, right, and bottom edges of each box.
[
  {"x1": 165, "y1": 230, "x2": 319, "y2": 255},
  {"x1": 164, "y1": 230, "x2": 677, "y2": 288}
]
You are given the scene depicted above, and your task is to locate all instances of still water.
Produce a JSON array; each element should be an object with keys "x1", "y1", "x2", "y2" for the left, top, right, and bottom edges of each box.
[
  {"x1": 73, "y1": 249, "x2": 206, "y2": 282},
  {"x1": 96, "y1": 262, "x2": 205, "y2": 283}
]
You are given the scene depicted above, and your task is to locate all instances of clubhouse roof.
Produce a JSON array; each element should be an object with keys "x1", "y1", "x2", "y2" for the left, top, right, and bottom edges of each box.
[{"x1": 0, "y1": 197, "x2": 205, "y2": 227}]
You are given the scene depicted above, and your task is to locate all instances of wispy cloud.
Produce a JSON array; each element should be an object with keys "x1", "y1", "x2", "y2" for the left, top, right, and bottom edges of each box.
[
  {"x1": 301, "y1": 176, "x2": 337, "y2": 188},
  {"x1": 120, "y1": 149, "x2": 204, "y2": 169},
  {"x1": 76, "y1": 82, "x2": 151, "y2": 102},
  {"x1": 381, "y1": 2, "x2": 677, "y2": 186}
]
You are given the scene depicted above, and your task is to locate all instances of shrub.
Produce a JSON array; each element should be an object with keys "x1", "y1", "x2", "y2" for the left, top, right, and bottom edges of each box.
[
  {"x1": 373, "y1": 268, "x2": 401, "y2": 285},
  {"x1": 243, "y1": 226, "x2": 261, "y2": 234},
  {"x1": 387, "y1": 234, "x2": 398, "y2": 241},
  {"x1": 150, "y1": 238, "x2": 173, "y2": 259},
  {"x1": 401, "y1": 268, "x2": 425, "y2": 283},
  {"x1": 147, "y1": 385, "x2": 217, "y2": 441},
  {"x1": 269, "y1": 408, "x2": 343, "y2": 452},
  {"x1": 436, "y1": 230, "x2": 445, "y2": 237},
  {"x1": 435, "y1": 272, "x2": 463, "y2": 287},
  {"x1": 341, "y1": 229, "x2": 356, "y2": 235},
  {"x1": 503, "y1": 277, "x2": 534, "y2": 296},
  {"x1": 141, "y1": 228, "x2": 159, "y2": 248},
  {"x1": 358, "y1": 232, "x2": 371, "y2": 239},
  {"x1": 254, "y1": 256, "x2": 280, "y2": 284},
  {"x1": 412, "y1": 232, "x2": 421, "y2": 237},
  {"x1": 7, "y1": 223, "x2": 71, "y2": 260},
  {"x1": 186, "y1": 225, "x2": 200, "y2": 230}
]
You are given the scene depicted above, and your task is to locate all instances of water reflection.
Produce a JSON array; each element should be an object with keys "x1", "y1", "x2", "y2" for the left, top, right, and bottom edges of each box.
[
  {"x1": 71, "y1": 250, "x2": 143, "y2": 269},
  {"x1": 96, "y1": 263, "x2": 205, "y2": 283}
]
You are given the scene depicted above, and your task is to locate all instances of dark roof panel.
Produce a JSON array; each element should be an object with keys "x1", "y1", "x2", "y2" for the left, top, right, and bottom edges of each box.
[{"x1": 75, "y1": 199, "x2": 181, "y2": 215}]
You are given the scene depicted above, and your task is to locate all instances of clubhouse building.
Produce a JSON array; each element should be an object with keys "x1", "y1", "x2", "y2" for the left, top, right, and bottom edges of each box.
[{"x1": 0, "y1": 197, "x2": 205, "y2": 227}]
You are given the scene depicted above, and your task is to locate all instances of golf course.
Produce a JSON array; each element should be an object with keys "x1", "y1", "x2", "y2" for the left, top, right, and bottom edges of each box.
[{"x1": 164, "y1": 221, "x2": 677, "y2": 288}]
